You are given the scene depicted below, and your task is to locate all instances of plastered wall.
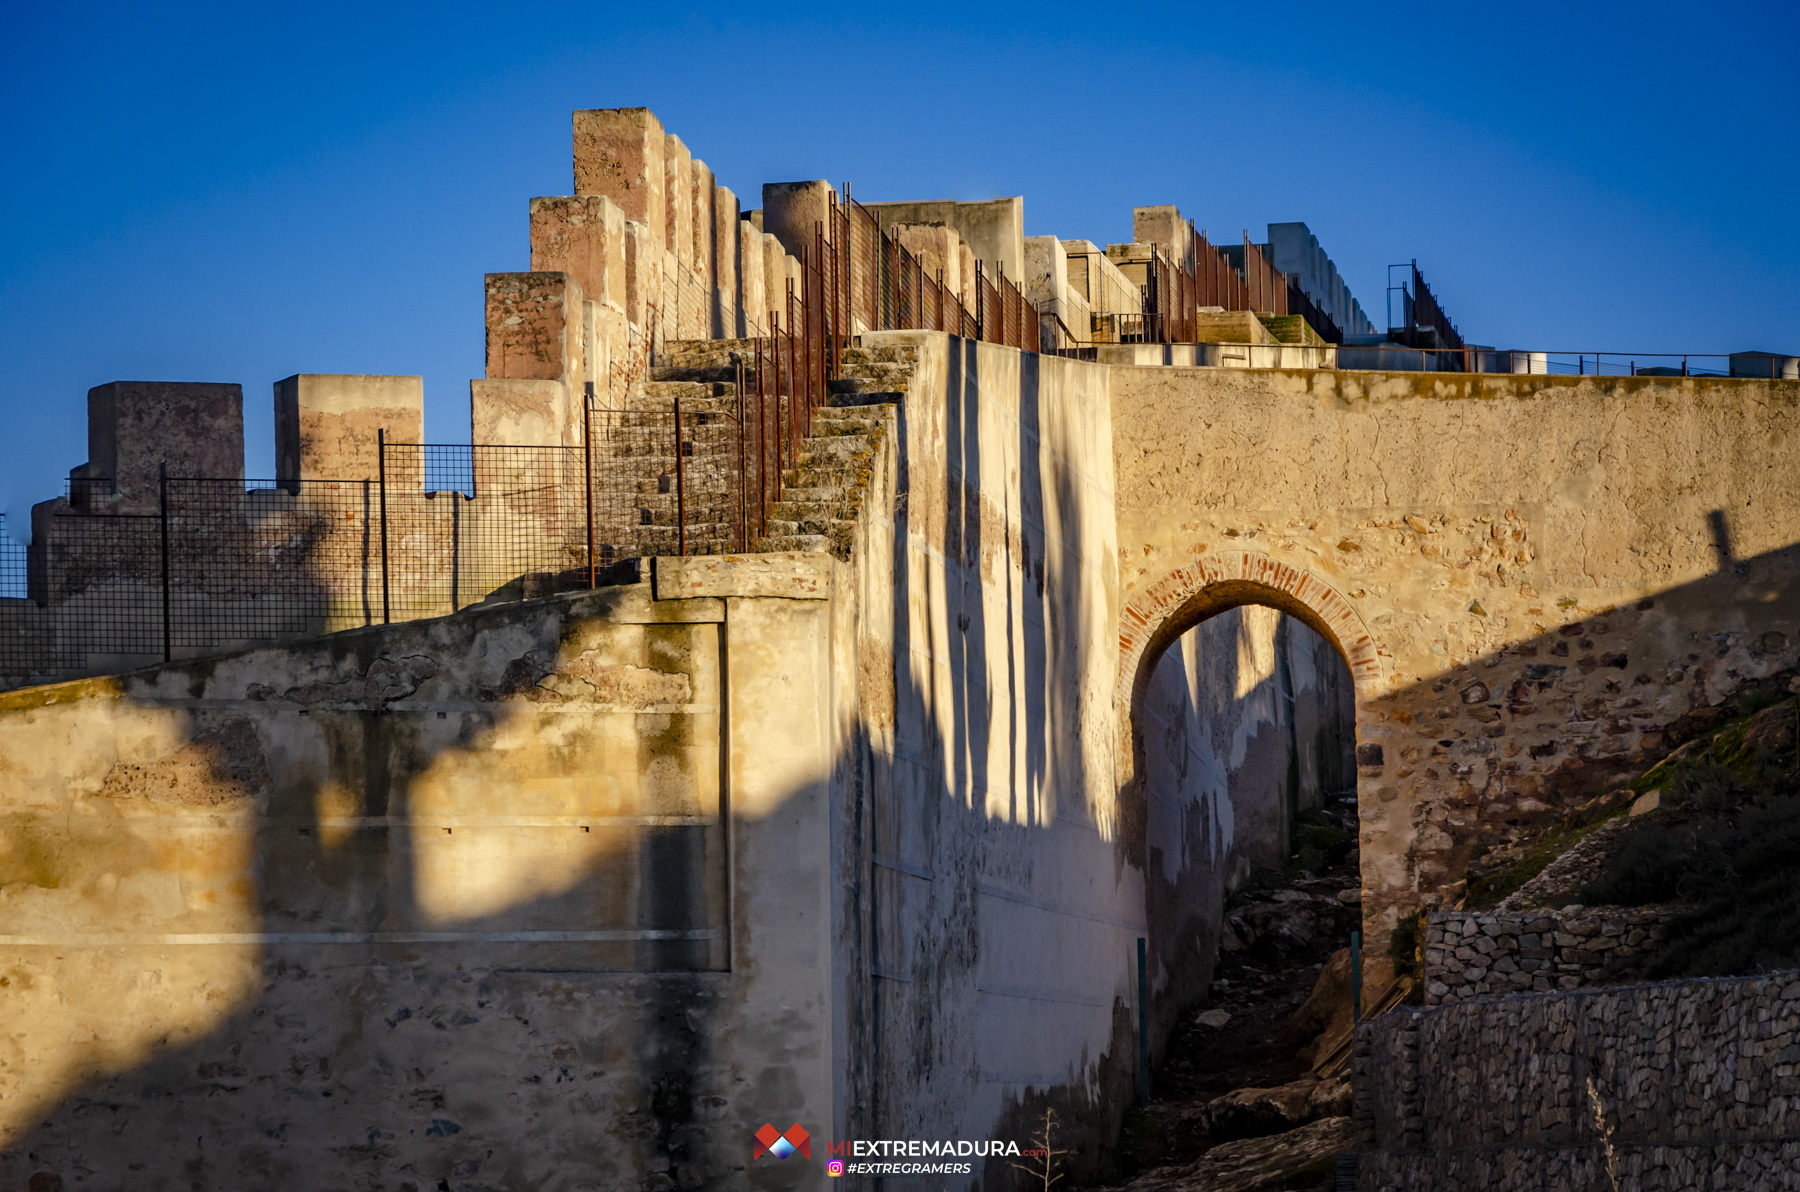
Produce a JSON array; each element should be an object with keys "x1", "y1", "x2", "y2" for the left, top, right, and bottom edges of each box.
[
  {"x1": 821, "y1": 332, "x2": 1338, "y2": 1184},
  {"x1": 0, "y1": 575, "x2": 845, "y2": 1190},
  {"x1": 1109, "y1": 366, "x2": 1800, "y2": 936}
]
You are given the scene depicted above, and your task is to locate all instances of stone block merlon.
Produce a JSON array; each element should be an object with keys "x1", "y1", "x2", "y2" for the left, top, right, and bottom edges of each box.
[
  {"x1": 72, "y1": 381, "x2": 244, "y2": 512},
  {"x1": 761, "y1": 180, "x2": 837, "y2": 264},
  {"x1": 484, "y1": 271, "x2": 584, "y2": 386},
  {"x1": 274, "y1": 374, "x2": 423, "y2": 484},
  {"x1": 572, "y1": 107, "x2": 665, "y2": 247}
]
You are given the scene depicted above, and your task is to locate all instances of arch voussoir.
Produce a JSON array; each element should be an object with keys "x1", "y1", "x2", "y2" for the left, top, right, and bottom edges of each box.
[{"x1": 1116, "y1": 550, "x2": 1385, "y2": 713}]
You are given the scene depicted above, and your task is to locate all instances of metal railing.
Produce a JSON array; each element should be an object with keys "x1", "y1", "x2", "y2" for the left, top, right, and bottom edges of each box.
[{"x1": 1333, "y1": 346, "x2": 1762, "y2": 377}]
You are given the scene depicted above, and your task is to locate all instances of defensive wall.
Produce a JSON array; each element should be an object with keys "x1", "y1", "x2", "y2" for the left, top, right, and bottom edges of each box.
[
  {"x1": 1353, "y1": 969, "x2": 1800, "y2": 1190},
  {"x1": 1108, "y1": 365, "x2": 1800, "y2": 936},
  {"x1": 1, "y1": 103, "x2": 1798, "y2": 1188}
]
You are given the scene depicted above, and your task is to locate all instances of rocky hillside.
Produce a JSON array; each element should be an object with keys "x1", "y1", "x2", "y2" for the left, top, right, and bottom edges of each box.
[
  {"x1": 1458, "y1": 680, "x2": 1800, "y2": 981},
  {"x1": 1094, "y1": 797, "x2": 1376, "y2": 1191}
]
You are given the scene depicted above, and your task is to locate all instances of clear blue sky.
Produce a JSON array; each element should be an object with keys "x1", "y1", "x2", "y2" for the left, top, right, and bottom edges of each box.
[{"x1": 2, "y1": 0, "x2": 1795, "y2": 539}]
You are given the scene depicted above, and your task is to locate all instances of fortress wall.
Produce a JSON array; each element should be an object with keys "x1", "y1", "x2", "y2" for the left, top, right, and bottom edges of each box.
[
  {"x1": 0, "y1": 574, "x2": 847, "y2": 1189},
  {"x1": 1109, "y1": 367, "x2": 1800, "y2": 935},
  {"x1": 825, "y1": 330, "x2": 1139, "y2": 1175},
  {"x1": 810, "y1": 331, "x2": 1317, "y2": 1181}
]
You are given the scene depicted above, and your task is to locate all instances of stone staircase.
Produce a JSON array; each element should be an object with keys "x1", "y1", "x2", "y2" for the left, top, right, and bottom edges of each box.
[{"x1": 621, "y1": 338, "x2": 918, "y2": 559}]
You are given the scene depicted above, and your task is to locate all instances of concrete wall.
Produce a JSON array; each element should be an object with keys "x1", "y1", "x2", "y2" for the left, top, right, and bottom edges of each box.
[
  {"x1": 1109, "y1": 366, "x2": 1800, "y2": 938},
  {"x1": 1266, "y1": 221, "x2": 1374, "y2": 339},
  {"x1": 859, "y1": 199, "x2": 1025, "y2": 282},
  {"x1": 824, "y1": 332, "x2": 1142, "y2": 1180},
  {"x1": 1354, "y1": 969, "x2": 1800, "y2": 1190}
]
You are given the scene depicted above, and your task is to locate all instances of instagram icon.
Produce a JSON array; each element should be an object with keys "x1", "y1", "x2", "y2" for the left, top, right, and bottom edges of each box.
[{"x1": 827, "y1": 1159, "x2": 846, "y2": 1177}]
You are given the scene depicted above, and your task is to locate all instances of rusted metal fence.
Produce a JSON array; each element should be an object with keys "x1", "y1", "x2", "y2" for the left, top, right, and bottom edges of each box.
[
  {"x1": 2, "y1": 184, "x2": 1068, "y2": 688},
  {"x1": 839, "y1": 191, "x2": 1037, "y2": 351}
]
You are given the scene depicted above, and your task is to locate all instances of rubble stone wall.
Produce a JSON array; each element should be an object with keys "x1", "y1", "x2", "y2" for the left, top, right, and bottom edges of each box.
[
  {"x1": 1353, "y1": 970, "x2": 1800, "y2": 1190},
  {"x1": 1423, "y1": 907, "x2": 1671, "y2": 1004}
]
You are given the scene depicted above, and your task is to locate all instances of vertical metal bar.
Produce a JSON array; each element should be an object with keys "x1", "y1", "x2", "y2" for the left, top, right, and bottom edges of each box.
[
  {"x1": 1137, "y1": 937, "x2": 1150, "y2": 1104},
  {"x1": 674, "y1": 396, "x2": 686, "y2": 557},
  {"x1": 1351, "y1": 930, "x2": 1363, "y2": 1021},
  {"x1": 451, "y1": 491, "x2": 461, "y2": 612},
  {"x1": 758, "y1": 334, "x2": 768, "y2": 535},
  {"x1": 735, "y1": 357, "x2": 746, "y2": 552},
  {"x1": 975, "y1": 260, "x2": 984, "y2": 340},
  {"x1": 159, "y1": 461, "x2": 171, "y2": 662},
  {"x1": 583, "y1": 381, "x2": 596, "y2": 588},
  {"x1": 377, "y1": 428, "x2": 390, "y2": 624}
]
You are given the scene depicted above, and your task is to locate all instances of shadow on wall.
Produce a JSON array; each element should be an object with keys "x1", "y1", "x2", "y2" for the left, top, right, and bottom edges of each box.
[
  {"x1": 1123, "y1": 525, "x2": 1799, "y2": 974},
  {"x1": 0, "y1": 585, "x2": 768, "y2": 1191},
  {"x1": 1368, "y1": 523, "x2": 1800, "y2": 914},
  {"x1": 841, "y1": 338, "x2": 1145, "y2": 1185}
]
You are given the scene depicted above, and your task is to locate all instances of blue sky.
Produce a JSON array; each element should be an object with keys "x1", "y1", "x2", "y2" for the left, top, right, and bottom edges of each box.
[{"x1": 2, "y1": 0, "x2": 1795, "y2": 537}]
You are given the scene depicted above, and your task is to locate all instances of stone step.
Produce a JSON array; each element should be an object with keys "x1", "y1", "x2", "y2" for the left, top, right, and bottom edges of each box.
[
  {"x1": 754, "y1": 533, "x2": 832, "y2": 553},
  {"x1": 828, "y1": 391, "x2": 904, "y2": 408},
  {"x1": 656, "y1": 338, "x2": 761, "y2": 368},
  {"x1": 834, "y1": 363, "x2": 913, "y2": 386},
  {"x1": 807, "y1": 417, "x2": 880, "y2": 438},
  {"x1": 763, "y1": 518, "x2": 855, "y2": 537},
  {"x1": 649, "y1": 364, "x2": 741, "y2": 383},
  {"x1": 641, "y1": 381, "x2": 738, "y2": 401},
  {"x1": 770, "y1": 485, "x2": 839, "y2": 504},
  {"x1": 842, "y1": 345, "x2": 920, "y2": 365},
  {"x1": 770, "y1": 498, "x2": 857, "y2": 521},
  {"x1": 797, "y1": 438, "x2": 874, "y2": 465}
]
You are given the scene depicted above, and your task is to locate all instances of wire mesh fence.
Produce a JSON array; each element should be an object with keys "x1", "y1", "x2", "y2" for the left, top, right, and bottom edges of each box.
[
  {"x1": 0, "y1": 515, "x2": 25, "y2": 601},
  {"x1": 0, "y1": 395, "x2": 762, "y2": 687},
  {"x1": 3, "y1": 185, "x2": 1061, "y2": 689}
]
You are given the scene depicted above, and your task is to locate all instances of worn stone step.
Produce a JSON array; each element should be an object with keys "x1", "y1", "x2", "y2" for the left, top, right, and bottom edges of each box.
[
  {"x1": 763, "y1": 518, "x2": 855, "y2": 537},
  {"x1": 754, "y1": 533, "x2": 832, "y2": 553},
  {"x1": 641, "y1": 381, "x2": 739, "y2": 401},
  {"x1": 656, "y1": 338, "x2": 761, "y2": 367},
  {"x1": 770, "y1": 499, "x2": 856, "y2": 521},
  {"x1": 797, "y1": 437, "x2": 874, "y2": 465},
  {"x1": 769, "y1": 485, "x2": 840, "y2": 504},
  {"x1": 649, "y1": 364, "x2": 741, "y2": 383},
  {"x1": 842, "y1": 345, "x2": 920, "y2": 365},
  {"x1": 835, "y1": 368, "x2": 913, "y2": 386},
  {"x1": 806, "y1": 416, "x2": 881, "y2": 438},
  {"x1": 828, "y1": 391, "x2": 904, "y2": 408}
]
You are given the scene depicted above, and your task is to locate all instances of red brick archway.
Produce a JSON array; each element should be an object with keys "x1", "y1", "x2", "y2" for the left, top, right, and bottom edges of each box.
[{"x1": 1114, "y1": 551, "x2": 1384, "y2": 784}]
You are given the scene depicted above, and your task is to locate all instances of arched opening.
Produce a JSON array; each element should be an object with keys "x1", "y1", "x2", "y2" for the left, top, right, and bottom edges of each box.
[{"x1": 1114, "y1": 561, "x2": 1377, "y2": 1181}]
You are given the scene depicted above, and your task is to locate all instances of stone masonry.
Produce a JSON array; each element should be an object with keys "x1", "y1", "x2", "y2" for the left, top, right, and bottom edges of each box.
[
  {"x1": 1423, "y1": 907, "x2": 1670, "y2": 1005},
  {"x1": 1355, "y1": 970, "x2": 1800, "y2": 1190}
]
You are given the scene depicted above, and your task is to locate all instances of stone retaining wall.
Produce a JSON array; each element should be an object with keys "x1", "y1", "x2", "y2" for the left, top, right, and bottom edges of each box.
[
  {"x1": 1423, "y1": 907, "x2": 1670, "y2": 1005},
  {"x1": 1353, "y1": 969, "x2": 1800, "y2": 1190}
]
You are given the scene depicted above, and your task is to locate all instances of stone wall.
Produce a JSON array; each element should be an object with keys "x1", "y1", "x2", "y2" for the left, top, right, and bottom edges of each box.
[
  {"x1": 0, "y1": 566, "x2": 845, "y2": 1190},
  {"x1": 1108, "y1": 365, "x2": 1800, "y2": 939},
  {"x1": 1354, "y1": 970, "x2": 1800, "y2": 1190},
  {"x1": 1423, "y1": 907, "x2": 1670, "y2": 1005}
]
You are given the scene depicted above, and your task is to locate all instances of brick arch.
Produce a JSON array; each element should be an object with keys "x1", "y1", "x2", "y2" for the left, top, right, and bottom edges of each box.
[{"x1": 1115, "y1": 551, "x2": 1384, "y2": 784}]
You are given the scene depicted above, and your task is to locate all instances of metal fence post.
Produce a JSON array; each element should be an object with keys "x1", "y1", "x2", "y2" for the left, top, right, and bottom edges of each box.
[
  {"x1": 674, "y1": 396, "x2": 686, "y2": 557},
  {"x1": 159, "y1": 461, "x2": 171, "y2": 662},
  {"x1": 377, "y1": 428, "x2": 390, "y2": 624},
  {"x1": 1137, "y1": 937, "x2": 1150, "y2": 1104},
  {"x1": 583, "y1": 381, "x2": 596, "y2": 588},
  {"x1": 1352, "y1": 930, "x2": 1363, "y2": 1021}
]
